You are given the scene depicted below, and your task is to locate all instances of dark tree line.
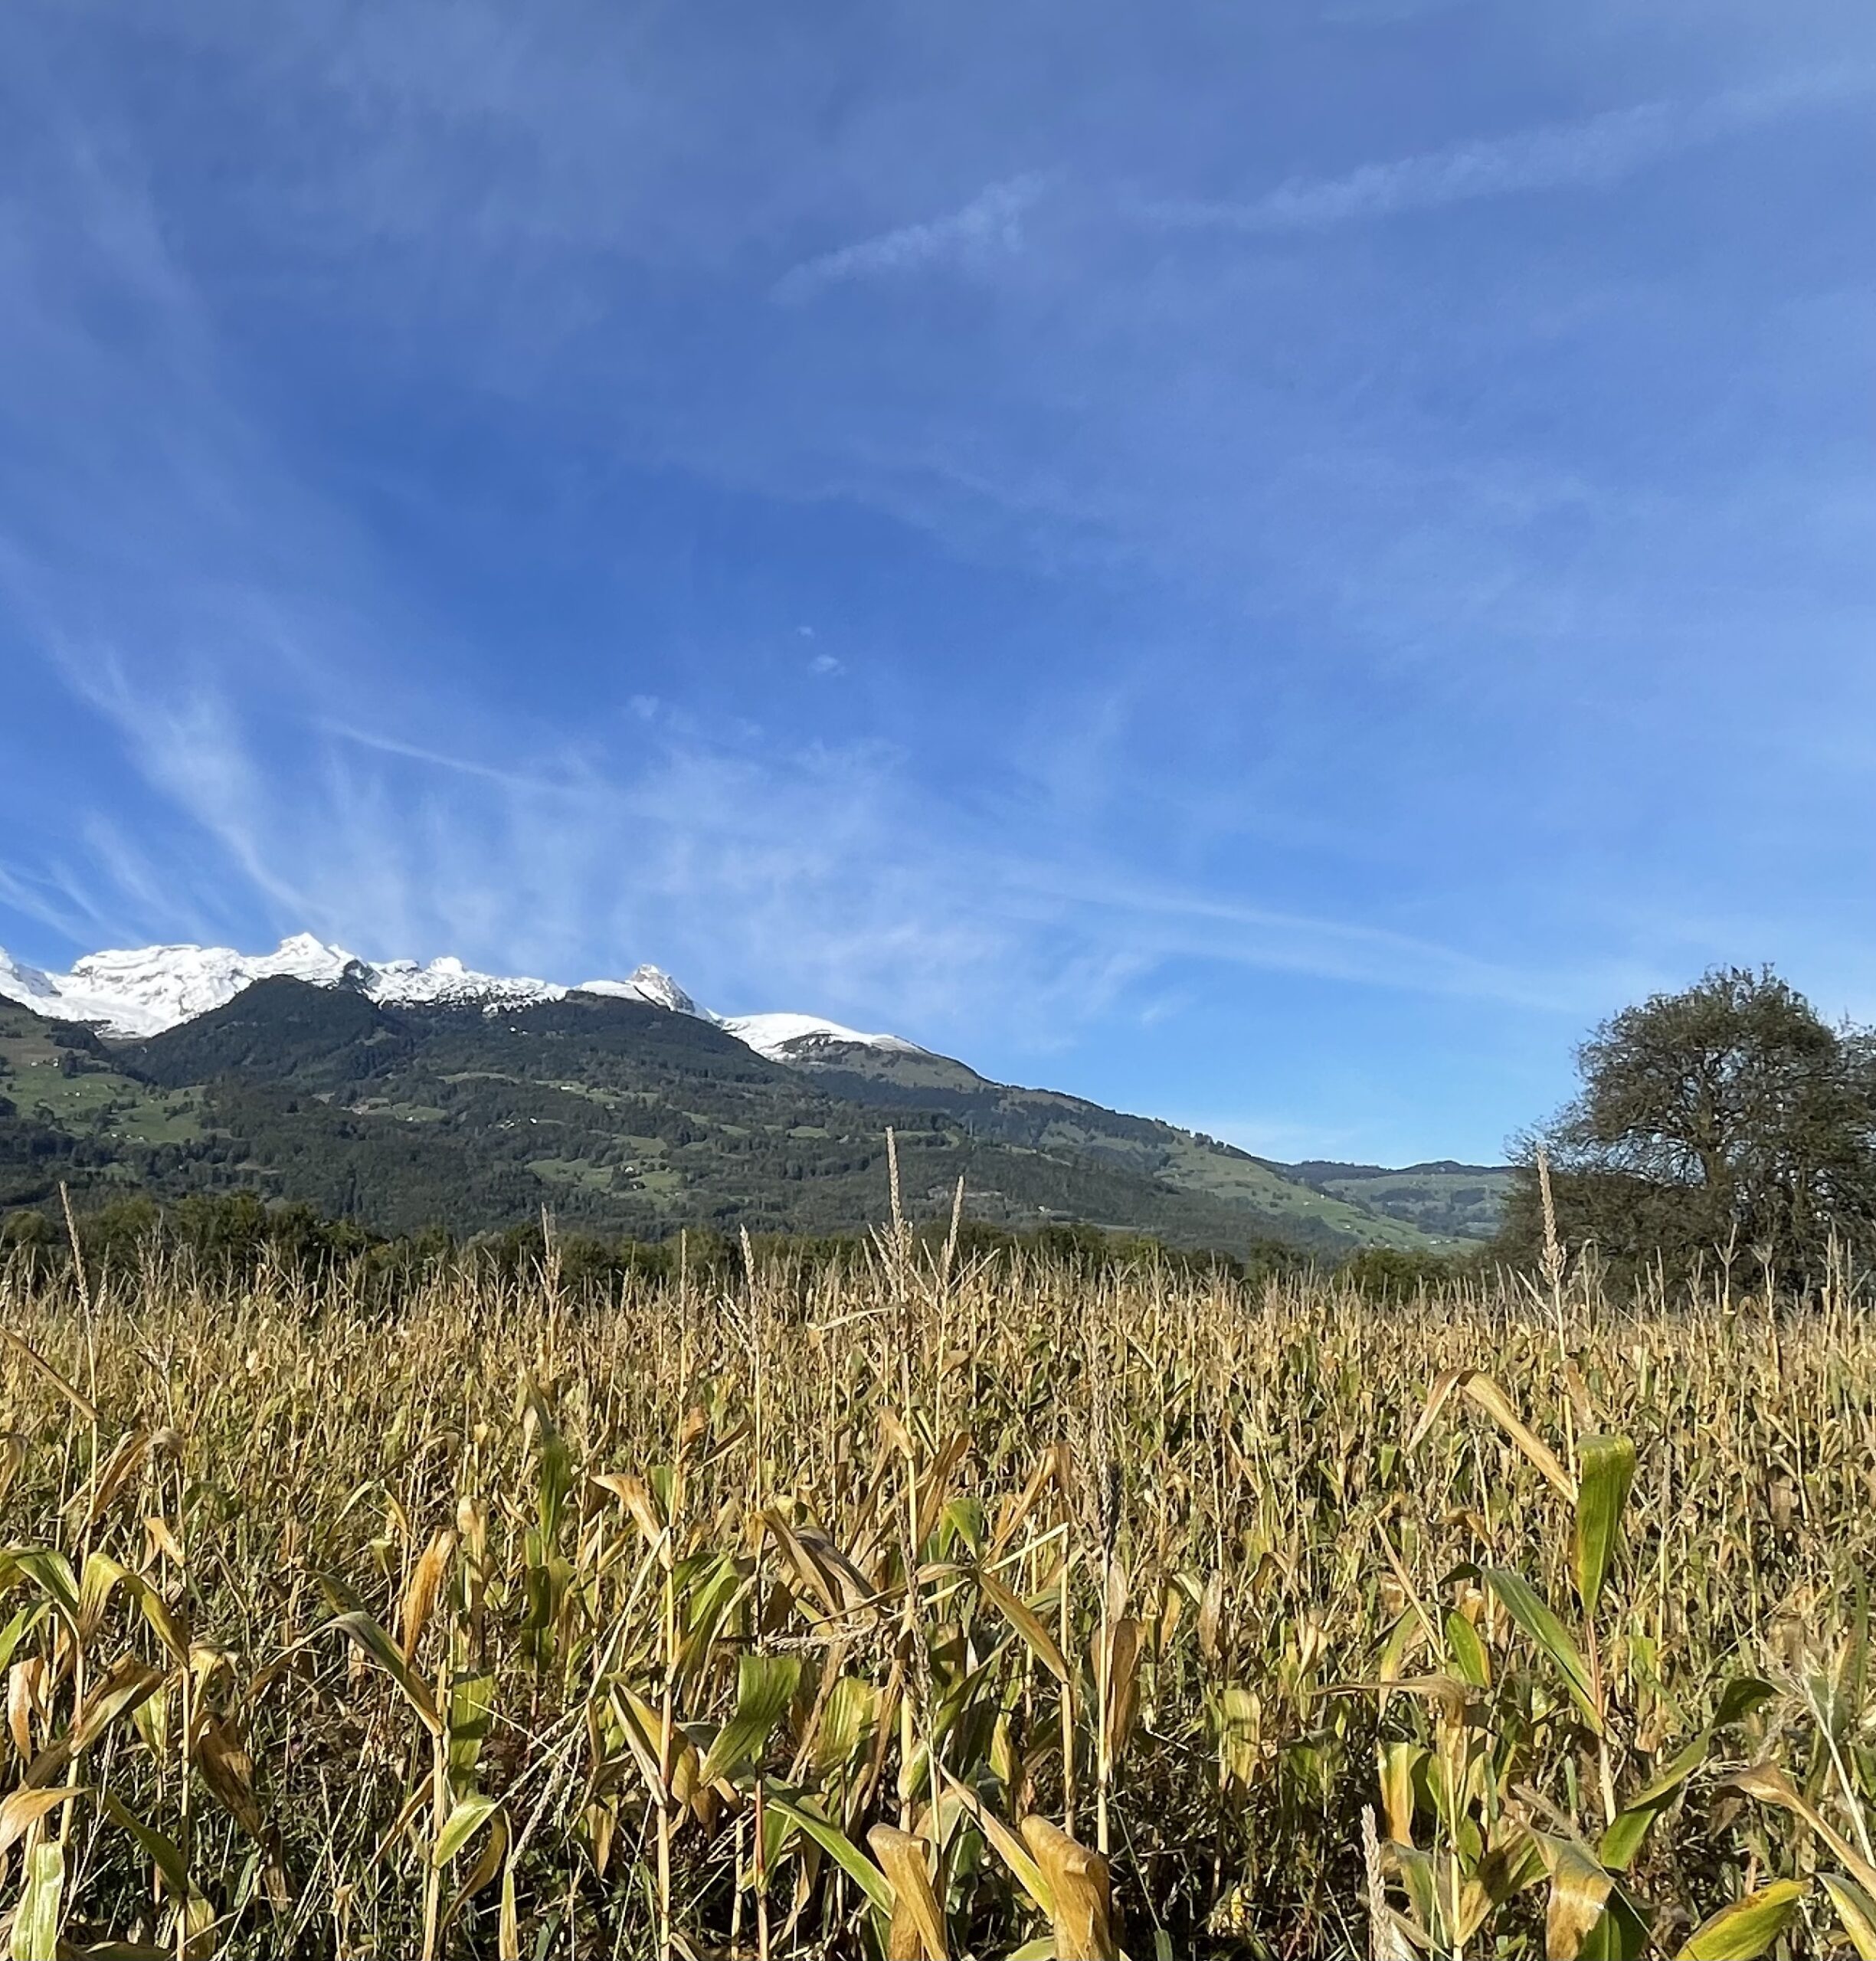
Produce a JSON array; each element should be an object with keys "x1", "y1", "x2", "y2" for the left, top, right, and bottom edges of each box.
[{"x1": 0, "y1": 1187, "x2": 1306, "y2": 1299}]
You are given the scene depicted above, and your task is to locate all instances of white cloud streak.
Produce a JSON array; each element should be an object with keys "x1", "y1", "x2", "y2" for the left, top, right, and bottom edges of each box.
[
  {"x1": 10, "y1": 643, "x2": 1629, "y2": 1050},
  {"x1": 773, "y1": 172, "x2": 1054, "y2": 303},
  {"x1": 1146, "y1": 69, "x2": 1874, "y2": 234}
]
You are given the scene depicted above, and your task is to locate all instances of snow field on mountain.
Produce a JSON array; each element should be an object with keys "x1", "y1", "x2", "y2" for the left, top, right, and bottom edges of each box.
[{"x1": 0, "y1": 932, "x2": 922, "y2": 1058}]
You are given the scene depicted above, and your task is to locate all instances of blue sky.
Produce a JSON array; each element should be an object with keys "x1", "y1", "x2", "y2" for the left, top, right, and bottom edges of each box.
[{"x1": 2, "y1": 0, "x2": 1873, "y2": 1164}]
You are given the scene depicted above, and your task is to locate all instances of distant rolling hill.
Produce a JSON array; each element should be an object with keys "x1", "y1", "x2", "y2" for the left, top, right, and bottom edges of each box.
[
  {"x1": 0, "y1": 933, "x2": 1488, "y2": 1256},
  {"x1": 1280, "y1": 1159, "x2": 1515, "y2": 1242},
  {"x1": 762, "y1": 1033, "x2": 1465, "y2": 1252}
]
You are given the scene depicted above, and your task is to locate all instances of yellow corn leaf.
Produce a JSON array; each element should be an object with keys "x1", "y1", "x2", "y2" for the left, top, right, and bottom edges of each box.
[
  {"x1": 1541, "y1": 1840, "x2": 1613, "y2": 1960},
  {"x1": 988, "y1": 1449, "x2": 1067, "y2": 1559},
  {"x1": 977, "y1": 1570, "x2": 1069, "y2": 1684},
  {"x1": 1677, "y1": 1880, "x2": 1807, "y2": 1959},
  {"x1": 1098, "y1": 1617, "x2": 1143, "y2": 1766},
  {"x1": 398, "y1": 1529, "x2": 456, "y2": 1665},
  {"x1": 0, "y1": 1786, "x2": 80, "y2": 1858},
  {"x1": 1410, "y1": 1370, "x2": 1575, "y2": 1502},
  {"x1": 1020, "y1": 1815, "x2": 1118, "y2": 1960},
  {"x1": 868, "y1": 1823, "x2": 949, "y2": 1960},
  {"x1": 78, "y1": 1431, "x2": 153, "y2": 1527},
  {"x1": 71, "y1": 1655, "x2": 164, "y2": 1753},
  {"x1": 499, "y1": 1850, "x2": 521, "y2": 1961},
  {"x1": 196, "y1": 1716, "x2": 264, "y2": 1842},
  {"x1": 762, "y1": 1509, "x2": 863, "y2": 1619},
  {"x1": 0, "y1": 1329, "x2": 97, "y2": 1428},
  {"x1": 1378, "y1": 1741, "x2": 1422, "y2": 1847},
  {"x1": 938, "y1": 1768, "x2": 1053, "y2": 1914},
  {"x1": 1724, "y1": 1763, "x2": 1876, "y2": 1896},
  {"x1": 328, "y1": 1609, "x2": 443, "y2": 1733},
  {"x1": 143, "y1": 1516, "x2": 186, "y2": 1568},
  {"x1": 592, "y1": 1474, "x2": 665, "y2": 1555}
]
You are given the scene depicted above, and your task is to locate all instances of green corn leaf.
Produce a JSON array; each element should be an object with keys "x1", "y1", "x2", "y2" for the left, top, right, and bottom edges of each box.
[
  {"x1": 435, "y1": 1792, "x2": 501, "y2": 1864},
  {"x1": 440, "y1": 1809, "x2": 509, "y2": 1938},
  {"x1": 1596, "y1": 1809, "x2": 1653, "y2": 1875},
  {"x1": 1573, "y1": 1434, "x2": 1637, "y2": 1617},
  {"x1": 1822, "y1": 1874, "x2": 1876, "y2": 1960},
  {"x1": 761, "y1": 1784, "x2": 895, "y2": 1917},
  {"x1": 0, "y1": 1603, "x2": 43, "y2": 1678},
  {"x1": 1677, "y1": 1880, "x2": 1807, "y2": 1959},
  {"x1": 1632, "y1": 1731, "x2": 1715, "y2": 1808},
  {"x1": 1445, "y1": 1609, "x2": 1491, "y2": 1689},
  {"x1": 1582, "y1": 1884, "x2": 1653, "y2": 1961},
  {"x1": 1714, "y1": 1677, "x2": 1776, "y2": 1729},
  {"x1": 101, "y1": 1794, "x2": 192, "y2": 1901},
  {"x1": 1483, "y1": 1568, "x2": 1599, "y2": 1729},
  {"x1": 327, "y1": 1609, "x2": 443, "y2": 1733},
  {"x1": 674, "y1": 1553, "x2": 745, "y2": 1684},
  {"x1": 1477, "y1": 1822, "x2": 1549, "y2": 1907},
  {"x1": 699, "y1": 1653, "x2": 802, "y2": 1786},
  {"x1": 116, "y1": 1569, "x2": 190, "y2": 1664},
  {"x1": 1599, "y1": 1731, "x2": 1711, "y2": 1870},
  {"x1": 11, "y1": 1837, "x2": 65, "y2": 1961},
  {"x1": 522, "y1": 1383, "x2": 572, "y2": 1542},
  {"x1": 941, "y1": 1495, "x2": 987, "y2": 1558},
  {"x1": 811, "y1": 1675, "x2": 879, "y2": 1776},
  {"x1": 9, "y1": 1550, "x2": 80, "y2": 1630},
  {"x1": 1393, "y1": 1843, "x2": 1442, "y2": 1944},
  {"x1": 447, "y1": 1670, "x2": 498, "y2": 1789}
]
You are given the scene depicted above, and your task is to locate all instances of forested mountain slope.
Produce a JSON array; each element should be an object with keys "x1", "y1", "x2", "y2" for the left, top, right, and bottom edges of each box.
[{"x1": 1, "y1": 978, "x2": 1460, "y2": 1253}]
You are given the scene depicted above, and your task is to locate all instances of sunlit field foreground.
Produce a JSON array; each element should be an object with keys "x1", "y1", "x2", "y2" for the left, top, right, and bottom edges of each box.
[{"x1": 3, "y1": 1228, "x2": 1875, "y2": 1959}]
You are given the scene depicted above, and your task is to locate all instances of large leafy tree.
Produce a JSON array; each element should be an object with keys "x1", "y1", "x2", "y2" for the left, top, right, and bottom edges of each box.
[{"x1": 1502, "y1": 967, "x2": 1876, "y2": 1284}]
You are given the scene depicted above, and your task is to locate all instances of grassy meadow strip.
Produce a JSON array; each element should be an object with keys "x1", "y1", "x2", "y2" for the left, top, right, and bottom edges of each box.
[{"x1": 0, "y1": 1235, "x2": 1873, "y2": 1957}]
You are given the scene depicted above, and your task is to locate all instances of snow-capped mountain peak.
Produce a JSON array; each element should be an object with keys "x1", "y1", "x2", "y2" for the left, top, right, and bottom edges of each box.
[
  {"x1": 364, "y1": 954, "x2": 560, "y2": 1012},
  {"x1": 720, "y1": 1012, "x2": 924, "y2": 1062},
  {"x1": 0, "y1": 934, "x2": 554, "y2": 1036},
  {"x1": 0, "y1": 933, "x2": 925, "y2": 1061},
  {"x1": 7, "y1": 936, "x2": 364, "y2": 1039},
  {"x1": 576, "y1": 964, "x2": 701, "y2": 1016},
  {"x1": 0, "y1": 946, "x2": 57, "y2": 997}
]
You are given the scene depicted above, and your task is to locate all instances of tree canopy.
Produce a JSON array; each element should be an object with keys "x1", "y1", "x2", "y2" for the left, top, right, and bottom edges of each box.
[{"x1": 1500, "y1": 966, "x2": 1876, "y2": 1285}]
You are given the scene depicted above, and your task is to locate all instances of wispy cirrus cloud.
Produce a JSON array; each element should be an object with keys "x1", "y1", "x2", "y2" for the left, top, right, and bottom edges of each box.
[
  {"x1": 773, "y1": 172, "x2": 1055, "y2": 303},
  {"x1": 1144, "y1": 68, "x2": 1874, "y2": 234},
  {"x1": 15, "y1": 640, "x2": 1630, "y2": 1049}
]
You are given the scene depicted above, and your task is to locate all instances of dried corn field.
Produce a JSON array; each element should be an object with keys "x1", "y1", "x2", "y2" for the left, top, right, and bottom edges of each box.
[{"x1": 3, "y1": 1232, "x2": 1876, "y2": 1960}]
